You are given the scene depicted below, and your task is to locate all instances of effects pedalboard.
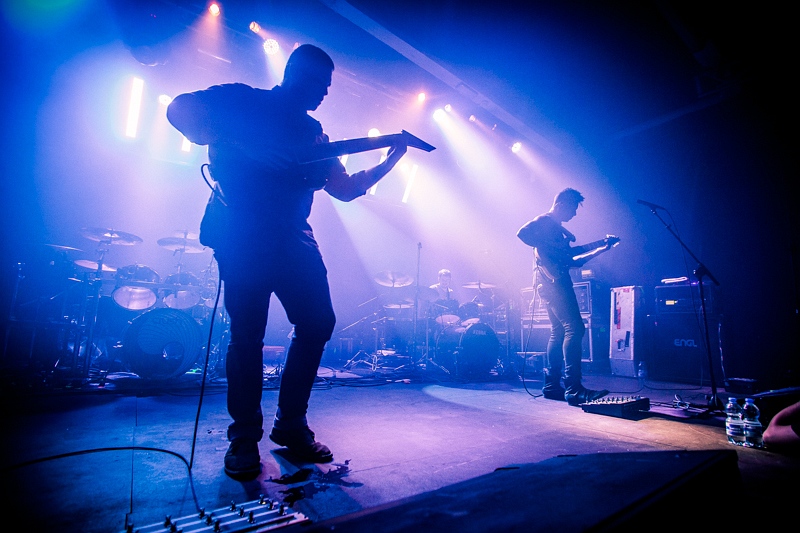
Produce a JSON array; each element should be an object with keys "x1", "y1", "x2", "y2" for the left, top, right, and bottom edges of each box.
[
  {"x1": 580, "y1": 395, "x2": 651, "y2": 420},
  {"x1": 123, "y1": 495, "x2": 308, "y2": 533}
]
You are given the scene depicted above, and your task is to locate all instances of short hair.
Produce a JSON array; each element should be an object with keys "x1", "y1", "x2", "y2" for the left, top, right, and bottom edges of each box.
[
  {"x1": 554, "y1": 188, "x2": 584, "y2": 207},
  {"x1": 284, "y1": 44, "x2": 334, "y2": 81},
  {"x1": 438, "y1": 269, "x2": 451, "y2": 278}
]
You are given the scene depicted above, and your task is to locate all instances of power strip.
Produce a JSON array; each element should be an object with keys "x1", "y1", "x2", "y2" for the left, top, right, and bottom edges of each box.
[{"x1": 580, "y1": 396, "x2": 651, "y2": 419}]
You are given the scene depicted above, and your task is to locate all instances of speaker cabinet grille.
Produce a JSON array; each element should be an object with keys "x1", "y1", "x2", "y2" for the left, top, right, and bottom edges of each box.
[{"x1": 647, "y1": 314, "x2": 725, "y2": 386}]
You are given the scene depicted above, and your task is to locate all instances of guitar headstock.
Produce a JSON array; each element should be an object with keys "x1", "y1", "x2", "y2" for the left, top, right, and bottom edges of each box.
[{"x1": 605, "y1": 235, "x2": 621, "y2": 248}]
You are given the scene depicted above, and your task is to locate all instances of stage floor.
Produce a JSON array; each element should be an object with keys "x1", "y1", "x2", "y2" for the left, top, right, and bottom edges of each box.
[{"x1": 2, "y1": 358, "x2": 798, "y2": 532}]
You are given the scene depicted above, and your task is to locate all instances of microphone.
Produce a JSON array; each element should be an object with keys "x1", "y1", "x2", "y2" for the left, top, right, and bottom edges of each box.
[{"x1": 637, "y1": 199, "x2": 667, "y2": 211}]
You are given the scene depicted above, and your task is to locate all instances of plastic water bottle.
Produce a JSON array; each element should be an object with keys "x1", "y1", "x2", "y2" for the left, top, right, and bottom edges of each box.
[
  {"x1": 724, "y1": 397, "x2": 745, "y2": 446},
  {"x1": 742, "y1": 397, "x2": 764, "y2": 449},
  {"x1": 637, "y1": 361, "x2": 648, "y2": 387}
]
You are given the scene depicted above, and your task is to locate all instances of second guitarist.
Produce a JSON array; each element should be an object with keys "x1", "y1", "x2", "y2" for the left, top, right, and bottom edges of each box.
[{"x1": 517, "y1": 188, "x2": 619, "y2": 405}]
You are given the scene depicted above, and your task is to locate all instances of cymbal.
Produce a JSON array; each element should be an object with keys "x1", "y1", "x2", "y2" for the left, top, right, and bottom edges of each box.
[
  {"x1": 157, "y1": 237, "x2": 206, "y2": 253},
  {"x1": 45, "y1": 244, "x2": 83, "y2": 253},
  {"x1": 462, "y1": 281, "x2": 496, "y2": 289},
  {"x1": 81, "y1": 227, "x2": 142, "y2": 245},
  {"x1": 74, "y1": 259, "x2": 116, "y2": 273},
  {"x1": 394, "y1": 285, "x2": 438, "y2": 302},
  {"x1": 172, "y1": 230, "x2": 199, "y2": 240},
  {"x1": 374, "y1": 271, "x2": 413, "y2": 288},
  {"x1": 384, "y1": 302, "x2": 414, "y2": 309}
]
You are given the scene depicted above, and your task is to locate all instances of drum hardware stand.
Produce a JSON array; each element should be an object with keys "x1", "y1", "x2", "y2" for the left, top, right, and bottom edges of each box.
[{"x1": 340, "y1": 310, "x2": 382, "y2": 371}]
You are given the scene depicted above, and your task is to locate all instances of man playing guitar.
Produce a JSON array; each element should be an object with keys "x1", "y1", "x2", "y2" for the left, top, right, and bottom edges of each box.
[{"x1": 517, "y1": 188, "x2": 619, "y2": 405}]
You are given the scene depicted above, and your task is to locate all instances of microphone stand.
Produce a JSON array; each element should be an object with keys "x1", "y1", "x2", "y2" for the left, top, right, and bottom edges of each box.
[{"x1": 643, "y1": 205, "x2": 723, "y2": 414}]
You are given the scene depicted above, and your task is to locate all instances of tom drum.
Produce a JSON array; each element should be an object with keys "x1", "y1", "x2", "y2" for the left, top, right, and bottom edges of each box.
[
  {"x1": 113, "y1": 264, "x2": 160, "y2": 311},
  {"x1": 436, "y1": 322, "x2": 499, "y2": 379}
]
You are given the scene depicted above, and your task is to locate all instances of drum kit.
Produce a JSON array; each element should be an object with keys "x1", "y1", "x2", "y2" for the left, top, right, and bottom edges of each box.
[
  {"x1": 341, "y1": 271, "x2": 502, "y2": 378},
  {"x1": 12, "y1": 227, "x2": 226, "y2": 381}
]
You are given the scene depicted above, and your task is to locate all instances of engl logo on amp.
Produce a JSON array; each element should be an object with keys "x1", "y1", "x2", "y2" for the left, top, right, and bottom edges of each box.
[{"x1": 673, "y1": 338, "x2": 698, "y2": 348}]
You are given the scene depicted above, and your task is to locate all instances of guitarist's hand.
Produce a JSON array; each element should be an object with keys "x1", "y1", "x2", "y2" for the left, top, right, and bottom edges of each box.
[{"x1": 384, "y1": 141, "x2": 408, "y2": 170}]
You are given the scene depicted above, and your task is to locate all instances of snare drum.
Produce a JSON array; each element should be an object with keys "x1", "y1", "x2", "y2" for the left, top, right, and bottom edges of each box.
[
  {"x1": 162, "y1": 272, "x2": 201, "y2": 310},
  {"x1": 113, "y1": 264, "x2": 160, "y2": 311}
]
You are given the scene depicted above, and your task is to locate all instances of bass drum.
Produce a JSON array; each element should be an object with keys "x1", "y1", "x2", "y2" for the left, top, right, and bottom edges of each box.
[
  {"x1": 436, "y1": 322, "x2": 499, "y2": 379},
  {"x1": 122, "y1": 308, "x2": 203, "y2": 380}
]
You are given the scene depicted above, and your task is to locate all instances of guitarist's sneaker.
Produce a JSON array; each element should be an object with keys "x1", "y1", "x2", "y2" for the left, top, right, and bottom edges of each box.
[{"x1": 565, "y1": 386, "x2": 610, "y2": 406}]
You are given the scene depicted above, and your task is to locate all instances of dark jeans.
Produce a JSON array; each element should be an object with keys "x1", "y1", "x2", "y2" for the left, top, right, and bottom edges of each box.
[
  {"x1": 541, "y1": 275, "x2": 586, "y2": 387},
  {"x1": 216, "y1": 238, "x2": 336, "y2": 442}
]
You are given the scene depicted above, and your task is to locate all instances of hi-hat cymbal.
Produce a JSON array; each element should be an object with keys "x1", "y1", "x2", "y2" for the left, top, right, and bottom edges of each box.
[
  {"x1": 462, "y1": 281, "x2": 496, "y2": 289},
  {"x1": 74, "y1": 259, "x2": 116, "y2": 273},
  {"x1": 157, "y1": 237, "x2": 206, "y2": 253},
  {"x1": 374, "y1": 271, "x2": 413, "y2": 288},
  {"x1": 81, "y1": 227, "x2": 142, "y2": 245}
]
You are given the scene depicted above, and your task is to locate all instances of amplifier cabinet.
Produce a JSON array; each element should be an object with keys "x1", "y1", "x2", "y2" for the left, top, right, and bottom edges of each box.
[
  {"x1": 647, "y1": 314, "x2": 725, "y2": 386},
  {"x1": 609, "y1": 286, "x2": 645, "y2": 378},
  {"x1": 521, "y1": 281, "x2": 605, "y2": 319},
  {"x1": 520, "y1": 316, "x2": 607, "y2": 367}
]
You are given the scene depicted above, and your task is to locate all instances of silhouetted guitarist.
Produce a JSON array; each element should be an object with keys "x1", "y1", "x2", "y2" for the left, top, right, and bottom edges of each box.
[{"x1": 517, "y1": 188, "x2": 619, "y2": 406}]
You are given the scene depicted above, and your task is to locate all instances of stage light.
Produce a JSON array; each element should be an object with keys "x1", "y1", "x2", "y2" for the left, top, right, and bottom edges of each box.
[
  {"x1": 158, "y1": 94, "x2": 172, "y2": 106},
  {"x1": 433, "y1": 109, "x2": 446, "y2": 122},
  {"x1": 181, "y1": 137, "x2": 192, "y2": 152},
  {"x1": 368, "y1": 128, "x2": 381, "y2": 137},
  {"x1": 469, "y1": 115, "x2": 476, "y2": 122},
  {"x1": 208, "y1": 3, "x2": 220, "y2": 17},
  {"x1": 401, "y1": 164, "x2": 419, "y2": 204},
  {"x1": 511, "y1": 141, "x2": 522, "y2": 153},
  {"x1": 417, "y1": 92, "x2": 426, "y2": 103},
  {"x1": 125, "y1": 77, "x2": 144, "y2": 138},
  {"x1": 249, "y1": 21, "x2": 261, "y2": 33},
  {"x1": 263, "y1": 38, "x2": 279, "y2": 56},
  {"x1": 444, "y1": 104, "x2": 452, "y2": 112}
]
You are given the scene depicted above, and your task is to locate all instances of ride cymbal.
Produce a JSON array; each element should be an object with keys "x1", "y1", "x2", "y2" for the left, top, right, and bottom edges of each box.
[
  {"x1": 462, "y1": 281, "x2": 496, "y2": 289},
  {"x1": 157, "y1": 237, "x2": 206, "y2": 253},
  {"x1": 374, "y1": 271, "x2": 413, "y2": 288},
  {"x1": 80, "y1": 227, "x2": 142, "y2": 245}
]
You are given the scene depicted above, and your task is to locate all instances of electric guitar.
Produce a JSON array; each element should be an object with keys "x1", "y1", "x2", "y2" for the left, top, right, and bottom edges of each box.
[{"x1": 536, "y1": 234, "x2": 620, "y2": 283}]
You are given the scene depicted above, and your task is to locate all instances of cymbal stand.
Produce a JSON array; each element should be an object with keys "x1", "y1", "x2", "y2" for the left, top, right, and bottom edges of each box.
[{"x1": 78, "y1": 243, "x2": 109, "y2": 379}]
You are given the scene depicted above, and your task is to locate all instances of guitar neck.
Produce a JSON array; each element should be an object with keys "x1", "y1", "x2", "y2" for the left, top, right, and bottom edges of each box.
[
  {"x1": 571, "y1": 238, "x2": 609, "y2": 258},
  {"x1": 296, "y1": 130, "x2": 435, "y2": 164}
]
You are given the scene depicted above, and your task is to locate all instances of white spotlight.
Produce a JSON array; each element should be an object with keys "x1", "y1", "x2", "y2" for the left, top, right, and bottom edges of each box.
[
  {"x1": 511, "y1": 141, "x2": 522, "y2": 153},
  {"x1": 263, "y1": 38, "x2": 279, "y2": 56},
  {"x1": 469, "y1": 114, "x2": 476, "y2": 122},
  {"x1": 417, "y1": 92, "x2": 426, "y2": 103},
  {"x1": 444, "y1": 104, "x2": 452, "y2": 112},
  {"x1": 158, "y1": 94, "x2": 172, "y2": 106},
  {"x1": 249, "y1": 21, "x2": 261, "y2": 33},
  {"x1": 125, "y1": 77, "x2": 144, "y2": 138},
  {"x1": 208, "y1": 3, "x2": 220, "y2": 17},
  {"x1": 433, "y1": 109, "x2": 446, "y2": 122}
]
